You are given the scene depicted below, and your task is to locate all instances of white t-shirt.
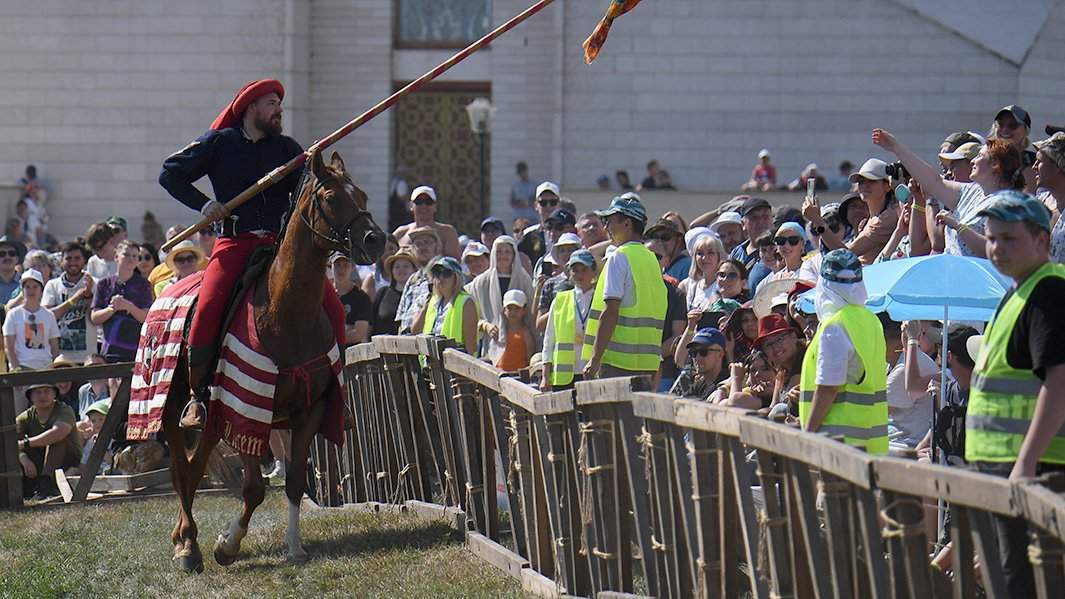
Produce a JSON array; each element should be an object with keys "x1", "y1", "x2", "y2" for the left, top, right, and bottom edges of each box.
[
  {"x1": 3, "y1": 305, "x2": 59, "y2": 369},
  {"x1": 886, "y1": 351, "x2": 938, "y2": 446},
  {"x1": 943, "y1": 183, "x2": 988, "y2": 257},
  {"x1": 813, "y1": 322, "x2": 865, "y2": 386},
  {"x1": 601, "y1": 242, "x2": 640, "y2": 308},
  {"x1": 798, "y1": 253, "x2": 821, "y2": 285},
  {"x1": 680, "y1": 277, "x2": 719, "y2": 312},
  {"x1": 42, "y1": 274, "x2": 98, "y2": 363},
  {"x1": 86, "y1": 255, "x2": 117, "y2": 281}
]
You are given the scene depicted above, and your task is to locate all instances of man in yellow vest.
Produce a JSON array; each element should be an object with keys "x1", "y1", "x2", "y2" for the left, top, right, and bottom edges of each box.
[
  {"x1": 967, "y1": 190, "x2": 1065, "y2": 597},
  {"x1": 799, "y1": 248, "x2": 889, "y2": 454},
  {"x1": 582, "y1": 194, "x2": 667, "y2": 380}
]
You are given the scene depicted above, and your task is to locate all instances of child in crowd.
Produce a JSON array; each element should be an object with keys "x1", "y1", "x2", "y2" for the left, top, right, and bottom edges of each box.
[
  {"x1": 495, "y1": 289, "x2": 535, "y2": 373},
  {"x1": 77, "y1": 399, "x2": 113, "y2": 475},
  {"x1": 3, "y1": 269, "x2": 60, "y2": 412}
]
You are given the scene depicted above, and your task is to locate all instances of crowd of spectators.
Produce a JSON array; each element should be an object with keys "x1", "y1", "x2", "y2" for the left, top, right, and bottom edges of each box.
[{"x1": 11, "y1": 103, "x2": 1065, "y2": 592}]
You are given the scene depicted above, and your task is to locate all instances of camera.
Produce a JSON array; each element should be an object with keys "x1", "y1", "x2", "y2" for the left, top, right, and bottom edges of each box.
[{"x1": 884, "y1": 161, "x2": 909, "y2": 180}]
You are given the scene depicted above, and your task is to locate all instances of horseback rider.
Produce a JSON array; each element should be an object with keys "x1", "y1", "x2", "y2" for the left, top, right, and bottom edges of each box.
[{"x1": 159, "y1": 79, "x2": 348, "y2": 428}]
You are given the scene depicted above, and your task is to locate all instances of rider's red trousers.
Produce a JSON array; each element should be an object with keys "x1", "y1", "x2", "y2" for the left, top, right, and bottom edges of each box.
[{"x1": 187, "y1": 234, "x2": 346, "y2": 364}]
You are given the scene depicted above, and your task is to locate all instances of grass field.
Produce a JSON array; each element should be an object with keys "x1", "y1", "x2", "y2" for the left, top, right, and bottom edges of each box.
[{"x1": 0, "y1": 489, "x2": 531, "y2": 599}]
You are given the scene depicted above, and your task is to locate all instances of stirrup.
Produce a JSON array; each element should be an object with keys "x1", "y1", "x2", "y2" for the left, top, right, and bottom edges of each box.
[{"x1": 179, "y1": 399, "x2": 207, "y2": 431}]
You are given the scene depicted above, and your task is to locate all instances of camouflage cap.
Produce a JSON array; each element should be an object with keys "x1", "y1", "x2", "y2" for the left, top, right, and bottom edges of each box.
[
  {"x1": 820, "y1": 249, "x2": 863, "y2": 284},
  {"x1": 976, "y1": 190, "x2": 1051, "y2": 232},
  {"x1": 1034, "y1": 132, "x2": 1065, "y2": 172}
]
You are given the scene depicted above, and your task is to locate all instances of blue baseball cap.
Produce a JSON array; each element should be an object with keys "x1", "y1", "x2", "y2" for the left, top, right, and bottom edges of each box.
[
  {"x1": 687, "y1": 327, "x2": 726, "y2": 349},
  {"x1": 775, "y1": 221, "x2": 806, "y2": 240},
  {"x1": 595, "y1": 193, "x2": 648, "y2": 224},
  {"x1": 429, "y1": 256, "x2": 464, "y2": 277},
  {"x1": 976, "y1": 190, "x2": 1051, "y2": 232},
  {"x1": 567, "y1": 248, "x2": 596, "y2": 269}
]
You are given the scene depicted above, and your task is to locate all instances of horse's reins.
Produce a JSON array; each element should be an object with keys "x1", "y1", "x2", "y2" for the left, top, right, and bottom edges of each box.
[{"x1": 284, "y1": 162, "x2": 374, "y2": 259}]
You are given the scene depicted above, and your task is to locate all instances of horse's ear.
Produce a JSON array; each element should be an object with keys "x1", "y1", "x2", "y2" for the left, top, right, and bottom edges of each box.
[
  {"x1": 329, "y1": 151, "x2": 346, "y2": 174},
  {"x1": 310, "y1": 148, "x2": 327, "y2": 180}
]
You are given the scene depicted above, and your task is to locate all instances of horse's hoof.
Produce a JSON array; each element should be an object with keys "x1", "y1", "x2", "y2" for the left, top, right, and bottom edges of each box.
[
  {"x1": 213, "y1": 543, "x2": 238, "y2": 566},
  {"x1": 176, "y1": 553, "x2": 204, "y2": 574}
]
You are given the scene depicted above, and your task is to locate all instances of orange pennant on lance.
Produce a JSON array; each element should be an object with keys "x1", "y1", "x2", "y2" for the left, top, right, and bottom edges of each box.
[
  {"x1": 582, "y1": 0, "x2": 643, "y2": 64},
  {"x1": 209, "y1": 79, "x2": 285, "y2": 131}
]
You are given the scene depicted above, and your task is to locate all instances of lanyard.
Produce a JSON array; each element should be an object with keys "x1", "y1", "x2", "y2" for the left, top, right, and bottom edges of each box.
[{"x1": 575, "y1": 289, "x2": 592, "y2": 328}]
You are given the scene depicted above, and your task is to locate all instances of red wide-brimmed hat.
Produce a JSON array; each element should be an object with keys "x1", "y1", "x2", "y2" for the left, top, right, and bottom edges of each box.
[
  {"x1": 752, "y1": 313, "x2": 800, "y2": 349},
  {"x1": 210, "y1": 79, "x2": 285, "y2": 131}
]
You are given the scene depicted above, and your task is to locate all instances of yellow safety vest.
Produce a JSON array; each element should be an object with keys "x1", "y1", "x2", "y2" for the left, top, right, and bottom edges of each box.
[
  {"x1": 799, "y1": 304, "x2": 889, "y2": 454},
  {"x1": 581, "y1": 243, "x2": 667, "y2": 372},
  {"x1": 423, "y1": 292, "x2": 475, "y2": 348},
  {"x1": 550, "y1": 289, "x2": 578, "y2": 386},
  {"x1": 967, "y1": 262, "x2": 1065, "y2": 464}
]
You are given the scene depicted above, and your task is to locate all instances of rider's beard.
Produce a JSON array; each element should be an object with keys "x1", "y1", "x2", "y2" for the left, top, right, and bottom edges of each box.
[{"x1": 254, "y1": 111, "x2": 283, "y2": 137}]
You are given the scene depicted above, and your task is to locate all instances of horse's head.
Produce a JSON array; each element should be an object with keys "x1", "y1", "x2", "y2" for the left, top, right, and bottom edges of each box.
[{"x1": 300, "y1": 148, "x2": 386, "y2": 265}]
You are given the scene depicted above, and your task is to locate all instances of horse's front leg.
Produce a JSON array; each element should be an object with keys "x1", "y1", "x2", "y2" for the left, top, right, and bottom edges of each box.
[
  {"x1": 213, "y1": 452, "x2": 266, "y2": 566},
  {"x1": 284, "y1": 398, "x2": 327, "y2": 564}
]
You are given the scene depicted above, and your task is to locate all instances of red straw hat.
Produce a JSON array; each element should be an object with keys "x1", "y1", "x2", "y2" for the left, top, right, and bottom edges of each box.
[
  {"x1": 210, "y1": 79, "x2": 285, "y2": 131},
  {"x1": 753, "y1": 313, "x2": 799, "y2": 349}
]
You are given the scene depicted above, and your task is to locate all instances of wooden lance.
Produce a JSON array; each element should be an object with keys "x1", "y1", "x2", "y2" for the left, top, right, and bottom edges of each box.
[{"x1": 162, "y1": 0, "x2": 557, "y2": 252}]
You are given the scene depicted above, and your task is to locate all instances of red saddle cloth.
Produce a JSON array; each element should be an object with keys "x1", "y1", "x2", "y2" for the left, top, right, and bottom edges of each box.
[{"x1": 127, "y1": 274, "x2": 345, "y2": 456}]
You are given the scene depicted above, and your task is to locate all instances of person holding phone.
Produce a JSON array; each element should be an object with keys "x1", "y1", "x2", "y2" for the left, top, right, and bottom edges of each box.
[{"x1": 804, "y1": 159, "x2": 899, "y2": 265}]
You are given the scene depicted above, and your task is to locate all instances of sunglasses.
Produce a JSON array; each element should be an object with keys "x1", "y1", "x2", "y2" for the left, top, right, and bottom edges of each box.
[
  {"x1": 430, "y1": 267, "x2": 456, "y2": 278},
  {"x1": 773, "y1": 236, "x2": 802, "y2": 247},
  {"x1": 413, "y1": 198, "x2": 435, "y2": 206},
  {"x1": 173, "y1": 254, "x2": 198, "y2": 265},
  {"x1": 138, "y1": 254, "x2": 153, "y2": 261},
  {"x1": 538, "y1": 198, "x2": 559, "y2": 207},
  {"x1": 716, "y1": 271, "x2": 739, "y2": 280},
  {"x1": 0, "y1": 250, "x2": 17, "y2": 258},
  {"x1": 689, "y1": 347, "x2": 722, "y2": 357}
]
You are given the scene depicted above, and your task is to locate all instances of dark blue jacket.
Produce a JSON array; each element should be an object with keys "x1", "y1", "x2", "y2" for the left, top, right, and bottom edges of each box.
[{"x1": 159, "y1": 128, "x2": 303, "y2": 236}]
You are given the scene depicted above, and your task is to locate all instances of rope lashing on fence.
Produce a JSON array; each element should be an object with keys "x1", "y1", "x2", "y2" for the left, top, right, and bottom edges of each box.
[
  {"x1": 685, "y1": 439, "x2": 719, "y2": 456},
  {"x1": 879, "y1": 498, "x2": 926, "y2": 539},
  {"x1": 389, "y1": 463, "x2": 413, "y2": 505},
  {"x1": 577, "y1": 418, "x2": 616, "y2": 559},
  {"x1": 1028, "y1": 542, "x2": 1065, "y2": 567},
  {"x1": 636, "y1": 424, "x2": 666, "y2": 485},
  {"x1": 592, "y1": 547, "x2": 618, "y2": 560},
  {"x1": 651, "y1": 533, "x2": 668, "y2": 552},
  {"x1": 505, "y1": 408, "x2": 525, "y2": 494}
]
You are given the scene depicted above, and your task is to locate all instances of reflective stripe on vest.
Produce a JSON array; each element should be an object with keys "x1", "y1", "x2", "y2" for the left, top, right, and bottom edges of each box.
[
  {"x1": 550, "y1": 290, "x2": 577, "y2": 386},
  {"x1": 967, "y1": 262, "x2": 1065, "y2": 464},
  {"x1": 799, "y1": 304, "x2": 889, "y2": 455},
  {"x1": 581, "y1": 243, "x2": 667, "y2": 372}
]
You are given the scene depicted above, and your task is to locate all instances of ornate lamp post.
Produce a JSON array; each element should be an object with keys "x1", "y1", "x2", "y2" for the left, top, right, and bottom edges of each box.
[{"x1": 465, "y1": 97, "x2": 494, "y2": 220}]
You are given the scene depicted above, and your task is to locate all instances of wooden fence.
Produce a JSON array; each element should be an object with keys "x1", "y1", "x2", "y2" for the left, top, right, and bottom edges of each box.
[
  {"x1": 312, "y1": 334, "x2": 1065, "y2": 599},
  {"x1": 0, "y1": 363, "x2": 133, "y2": 508}
]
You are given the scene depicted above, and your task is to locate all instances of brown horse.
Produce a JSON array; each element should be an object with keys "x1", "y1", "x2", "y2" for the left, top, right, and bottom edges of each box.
[{"x1": 161, "y1": 149, "x2": 384, "y2": 573}]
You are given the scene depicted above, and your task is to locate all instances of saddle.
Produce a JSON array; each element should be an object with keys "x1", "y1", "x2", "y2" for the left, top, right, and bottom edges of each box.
[{"x1": 181, "y1": 245, "x2": 275, "y2": 429}]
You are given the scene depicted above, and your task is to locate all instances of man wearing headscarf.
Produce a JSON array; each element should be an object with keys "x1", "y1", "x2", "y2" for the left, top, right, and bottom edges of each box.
[
  {"x1": 158, "y1": 79, "x2": 347, "y2": 427},
  {"x1": 799, "y1": 249, "x2": 889, "y2": 454}
]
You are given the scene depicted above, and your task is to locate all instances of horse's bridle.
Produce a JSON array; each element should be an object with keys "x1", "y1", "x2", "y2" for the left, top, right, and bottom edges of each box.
[{"x1": 297, "y1": 174, "x2": 375, "y2": 260}]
